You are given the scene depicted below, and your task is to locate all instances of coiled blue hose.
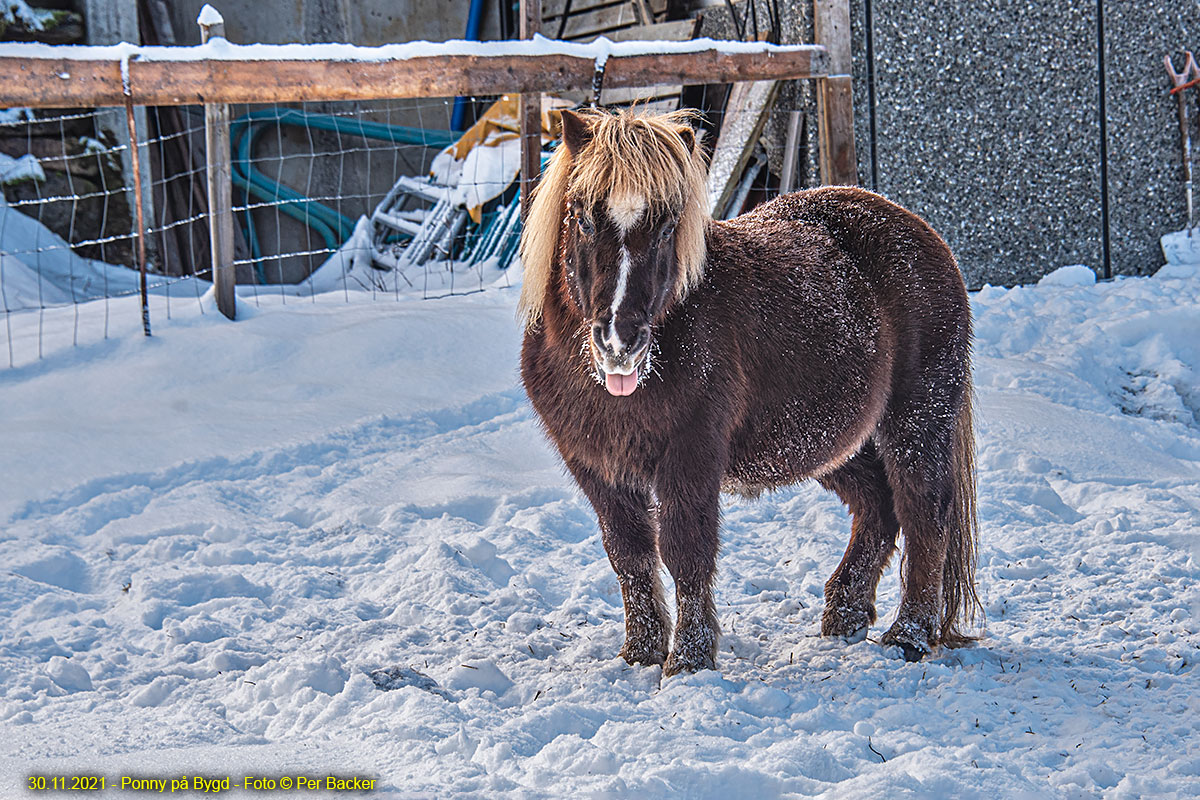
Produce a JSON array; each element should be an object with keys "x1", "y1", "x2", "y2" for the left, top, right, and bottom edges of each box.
[{"x1": 230, "y1": 108, "x2": 457, "y2": 283}]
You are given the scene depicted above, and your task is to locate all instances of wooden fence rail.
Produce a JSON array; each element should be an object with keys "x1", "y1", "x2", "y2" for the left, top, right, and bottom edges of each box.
[{"x1": 0, "y1": 40, "x2": 828, "y2": 108}]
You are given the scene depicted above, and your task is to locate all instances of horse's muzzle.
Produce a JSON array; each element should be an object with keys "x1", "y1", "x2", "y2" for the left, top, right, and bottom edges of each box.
[{"x1": 590, "y1": 321, "x2": 651, "y2": 396}]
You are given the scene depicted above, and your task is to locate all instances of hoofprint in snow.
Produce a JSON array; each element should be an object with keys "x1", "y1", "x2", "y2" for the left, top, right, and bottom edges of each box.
[{"x1": 1, "y1": 264, "x2": 1198, "y2": 798}]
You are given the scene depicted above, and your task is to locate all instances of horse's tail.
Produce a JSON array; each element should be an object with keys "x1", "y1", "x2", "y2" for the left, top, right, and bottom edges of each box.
[{"x1": 940, "y1": 380, "x2": 983, "y2": 645}]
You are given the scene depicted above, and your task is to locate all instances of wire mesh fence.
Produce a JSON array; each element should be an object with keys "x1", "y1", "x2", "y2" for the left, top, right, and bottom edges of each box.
[{"x1": 1, "y1": 80, "x2": 820, "y2": 369}]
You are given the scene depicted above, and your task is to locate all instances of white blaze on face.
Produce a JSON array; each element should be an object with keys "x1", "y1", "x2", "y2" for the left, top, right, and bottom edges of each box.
[
  {"x1": 604, "y1": 246, "x2": 633, "y2": 358},
  {"x1": 603, "y1": 192, "x2": 645, "y2": 357},
  {"x1": 606, "y1": 191, "x2": 646, "y2": 235}
]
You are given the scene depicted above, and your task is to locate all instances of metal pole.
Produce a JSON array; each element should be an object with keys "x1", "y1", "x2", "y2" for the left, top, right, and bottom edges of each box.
[{"x1": 200, "y1": 6, "x2": 237, "y2": 320}]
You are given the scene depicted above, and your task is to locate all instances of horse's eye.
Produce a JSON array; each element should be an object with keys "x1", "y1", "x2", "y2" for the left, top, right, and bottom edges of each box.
[
  {"x1": 577, "y1": 215, "x2": 595, "y2": 236},
  {"x1": 660, "y1": 221, "x2": 677, "y2": 239}
]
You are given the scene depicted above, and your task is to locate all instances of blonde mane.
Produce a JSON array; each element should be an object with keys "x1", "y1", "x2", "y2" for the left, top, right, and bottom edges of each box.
[{"x1": 517, "y1": 109, "x2": 709, "y2": 328}]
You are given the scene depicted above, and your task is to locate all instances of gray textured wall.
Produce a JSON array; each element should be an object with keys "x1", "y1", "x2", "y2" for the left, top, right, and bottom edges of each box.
[
  {"x1": 848, "y1": 0, "x2": 1193, "y2": 286},
  {"x1": 1105, "y1": 5, "x2": 1200, "y2": 279}
]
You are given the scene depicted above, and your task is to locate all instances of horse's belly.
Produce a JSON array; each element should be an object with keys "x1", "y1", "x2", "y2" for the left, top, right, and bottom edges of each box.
[{"x1": 724, "y1": 392, "x2": 883, "y2": 494}]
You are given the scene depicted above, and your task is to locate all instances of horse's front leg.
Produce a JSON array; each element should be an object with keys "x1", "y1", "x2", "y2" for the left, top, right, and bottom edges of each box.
[
  {"x1": 656, "y1": 451, "x2": 723, "y2": 676},
  {"x1": 566, "y1": 459, "x2": 670, "y2": 665}
]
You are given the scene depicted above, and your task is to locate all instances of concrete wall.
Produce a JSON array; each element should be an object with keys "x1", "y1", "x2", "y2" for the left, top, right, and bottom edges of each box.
[
  {"x1": 850, "y1": 0, "x2": 1193, "y2": 286},
  {"x1": 701, "y1": 0, "x2": 1192, "y2": 286},
  {"x1": 163, "y1": 0, "x2": 499, "y2": 48},
  {"x1": 1105, "y1": 6, "x2": 1200, "y2": 280}
]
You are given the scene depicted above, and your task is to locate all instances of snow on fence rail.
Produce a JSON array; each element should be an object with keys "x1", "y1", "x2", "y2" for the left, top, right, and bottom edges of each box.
[
  {"x1": 0, "y1": 37, "x2": 827, "y2": 107},
  {"x1": 0, "y1": 34, "x2": 845, "y2": 369}
]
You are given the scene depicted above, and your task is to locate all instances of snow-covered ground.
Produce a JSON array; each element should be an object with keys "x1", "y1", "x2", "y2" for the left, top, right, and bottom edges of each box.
[{"x1": 1, "y1": 258, "x2": 1198, "y2": 798}]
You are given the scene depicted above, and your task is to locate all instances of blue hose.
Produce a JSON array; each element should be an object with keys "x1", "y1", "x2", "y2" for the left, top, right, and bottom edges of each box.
[{"x1": 231, "y1": 108, "x2": 457, "y2": 283}]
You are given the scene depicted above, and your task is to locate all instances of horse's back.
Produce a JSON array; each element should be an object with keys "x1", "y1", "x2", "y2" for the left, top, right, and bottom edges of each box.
[
  {"x1": 737, "y1": 186, "x2": 971, "y2": 373},
  {"x1": 704, "y1": 186, "x2": 971, "y2": 489}
]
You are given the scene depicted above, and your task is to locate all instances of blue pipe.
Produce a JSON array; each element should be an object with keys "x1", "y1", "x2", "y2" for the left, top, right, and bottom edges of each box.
[
  {"x1": 232, "y1": 119, "x2": 345, "y2": 283},
  {"x1": 230, "y1": 108, "x2": 457, "y2": 282},
  {"x1": 451, "y1": 0, "x2": 488, "y2": 131}
]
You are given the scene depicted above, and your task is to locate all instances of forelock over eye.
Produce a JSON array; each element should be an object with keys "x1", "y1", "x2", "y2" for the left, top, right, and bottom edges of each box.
[
  {"x1": 660, "y1": 219, "x2": 677, "y2": 238},
  {"x1": 577, "y1": 214, "x2": 595, "y2": 235}
]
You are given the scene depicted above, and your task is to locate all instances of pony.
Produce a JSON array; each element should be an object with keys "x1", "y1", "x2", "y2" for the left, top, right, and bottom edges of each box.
[{"x1": 518, "y1": 108, "x2": 980, "y2": 675}]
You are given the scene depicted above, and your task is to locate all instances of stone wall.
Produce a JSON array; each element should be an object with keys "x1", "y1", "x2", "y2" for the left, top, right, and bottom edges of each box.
[{"x1": 851, "y1": 1, "x2": 1192, "y2": 286}]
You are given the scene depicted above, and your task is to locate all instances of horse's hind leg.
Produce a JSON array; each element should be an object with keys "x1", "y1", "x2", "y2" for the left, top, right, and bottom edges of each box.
[
  {"x1": 818, "y1": 441, "x2": 900, "y2": 641},
  {"x1": 876, "y1": 422, "x2": 957, "y2": 661},
  {"x1": 566, "y1": 459, "x2": 670, "y2": 665}
]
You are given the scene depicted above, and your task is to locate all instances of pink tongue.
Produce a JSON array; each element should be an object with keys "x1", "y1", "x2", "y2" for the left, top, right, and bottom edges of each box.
[{"x1": 605, "y1": 369, "x2": 639, "y2": 397}]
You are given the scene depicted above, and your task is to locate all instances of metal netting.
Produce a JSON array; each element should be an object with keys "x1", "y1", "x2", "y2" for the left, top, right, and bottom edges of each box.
[{"x1": 1, "y1": 82, "x2": 818, "y2": 369}]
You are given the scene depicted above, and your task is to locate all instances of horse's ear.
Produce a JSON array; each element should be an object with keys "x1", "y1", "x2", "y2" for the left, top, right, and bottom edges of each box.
[
  {"x1": 677, "y1": 125, "x2": 696, "y2": 154},
  {"x1": 560, "y1": 109, "x2": 593, "y2": 154}
]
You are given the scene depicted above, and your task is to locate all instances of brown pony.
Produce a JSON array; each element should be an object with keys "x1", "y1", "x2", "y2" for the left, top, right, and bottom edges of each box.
[{"x1": 519, "y1": 108, "x2": 980, "y2": 675}]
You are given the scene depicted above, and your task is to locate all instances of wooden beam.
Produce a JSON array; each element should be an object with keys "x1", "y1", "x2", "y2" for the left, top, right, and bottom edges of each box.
[
  {"x1": 706, "y1": 79, "x2": 778, "y2": 216},
  {"x1": 0, "y1": 46, "x2": 828, "y2": 108},
  {"x1": 779, "y1": 109, "x2": 803, "y2": 193},
  {"x1": 200, "y1": 12, "x2": 236, "y2": 320},
  {"x1": 596, "y1": 18, "x2": 702, "y2": 106},
  {"x1": 814, "y1": 0, "x2": 857, "y2": 185},
  {"x1": 542, "y1": 0, "x2": 665, "y2": 21}
]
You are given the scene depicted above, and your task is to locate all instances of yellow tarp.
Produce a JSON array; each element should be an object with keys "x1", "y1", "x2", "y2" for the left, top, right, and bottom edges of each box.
[{"x1": 435, "y1": 95, "x2": 571, "y2": 223}]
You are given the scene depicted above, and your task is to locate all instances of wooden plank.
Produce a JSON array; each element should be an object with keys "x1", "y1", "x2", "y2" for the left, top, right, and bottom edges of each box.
[
  {"x1": 543, "y1": 0, "x2": 619, "y2": 19},
  {"x1": 601, "y1": 85, "x2": 679, "y2": 105},
  {"x1": 814, "y1": 0, "x2": 857, "y2": 185},
  {"x1": 706, "y1": 79, "x2": 778, "y2": 215},
  {"x1": 555, "y1": 4, "x2": 642, "y2": 40},
  {"x1": 593, "y1": 18, "x2": 700, "y2": 43},
  {"x1": 542, "y1": 0, "x2": 664, "y2": 21},
  {"x1": 779, "y1": 108, "x2": 803, "y2": 193},
  {"x1": 604, "y1": 95, "x2": 680, "y2": 114},
  {"x1": 816, "y1": 75, "x2": 856, "y2": 185},
  {"x1": 0, "y1": 46, "x2": 828, "y2": 108},
  {"x1": 596, "y1": 19, "x2": 700, "y2": 106},
  {"x1": 2, "y1": 57, "x2": 126, "y2": 106}
]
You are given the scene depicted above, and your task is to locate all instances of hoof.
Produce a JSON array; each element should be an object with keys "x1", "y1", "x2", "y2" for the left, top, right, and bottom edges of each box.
[
  {"x1": 620, "y1": 643, "x2": 667, "y2": 667},
  {"x1": 663, "y1": 649, "x2": 717, "y2": 677},
  {"x1": 821, "y1": 604, "x2": 873, "y2": 642},
  {"x1": 880, "y1": 623, "x2": 932, "y2": 662}
]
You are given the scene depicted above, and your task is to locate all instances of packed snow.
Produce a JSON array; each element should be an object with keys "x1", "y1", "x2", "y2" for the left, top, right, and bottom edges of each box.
[
  {"x1": 196, "y1": 4, "x2": 225, "y2": 29},
  {"x1": 0, "y1": 196, "x2": 146, "y2": 312},
  {"x1": 1, "y1": 258, "x2": 1198, "y2": 797},
  {"x1": 0, "y1": 34, "x2": 821, "y2": 64},
  {"x1": 0, "y1": 152, "x2": 44, "y2": 186}
]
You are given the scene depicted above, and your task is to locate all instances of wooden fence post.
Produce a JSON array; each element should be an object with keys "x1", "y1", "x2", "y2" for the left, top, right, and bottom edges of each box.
[
  {"x1": 199, "y1": 5, "x2": 236, "y2": 320},
  {"x1": 779, "y1": 109, "x2": 803, "y2": 193},
  {"x1": 519, "y1": 0, "x2": 542, "y2": 221},
  {"x1": 814, "y1": 0, "x2": 858, "y2": 185}
]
